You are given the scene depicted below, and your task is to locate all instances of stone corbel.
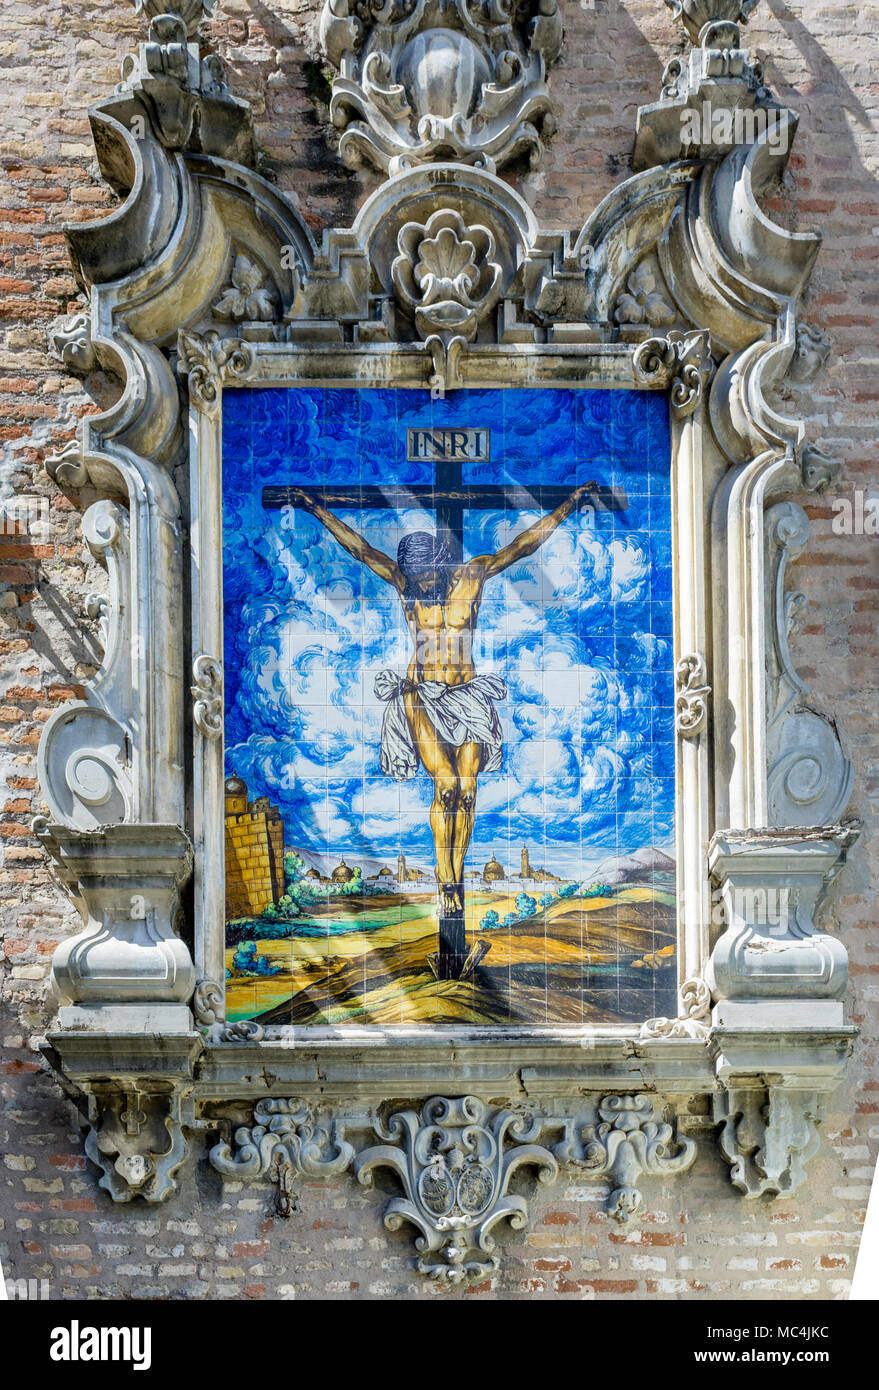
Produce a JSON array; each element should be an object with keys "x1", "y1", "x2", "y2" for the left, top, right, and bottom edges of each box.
[
  {"x1": 209, "y1": 1099, "x2": 355, "y2": 1218},
  {"x1": 787, "y1": 323, "x2": 832, "y2": 384},
  {"x1": 83, "y1": 1082, "x2": 191, "y2": 1204},
  {"x1": 48, "y1": 309, "x2": 97, "y2": 376},
  {"x1": 353, "y1": 1097, "x2": 559, "y2": 1284},
  {"x1": 206, "y1": 1094, "x2": 706, "y2": 1275},
  {"x1": 713, "y1": 1085, "x2": 823, "y2": 1198}
]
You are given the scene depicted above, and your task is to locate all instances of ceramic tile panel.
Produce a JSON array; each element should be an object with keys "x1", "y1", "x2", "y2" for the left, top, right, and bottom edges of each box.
[{"x1": 222, "y1": 386, "x2": 677, "y2": 1026}]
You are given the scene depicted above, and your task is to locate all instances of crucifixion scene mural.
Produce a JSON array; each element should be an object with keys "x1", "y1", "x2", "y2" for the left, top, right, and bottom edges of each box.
[{"x1": 221, "y1": 385, "x2": 677, "y2": 1025}]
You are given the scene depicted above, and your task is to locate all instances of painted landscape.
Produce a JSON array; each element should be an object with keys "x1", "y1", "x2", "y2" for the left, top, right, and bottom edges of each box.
[{"x1": 225, "y1": 845, "x2": 677, "y2": 1026}]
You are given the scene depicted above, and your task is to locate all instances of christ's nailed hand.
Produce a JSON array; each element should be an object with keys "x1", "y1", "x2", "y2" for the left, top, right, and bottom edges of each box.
[{"x1": 574, "y1": 483, "x2": 598, "y2": 508}]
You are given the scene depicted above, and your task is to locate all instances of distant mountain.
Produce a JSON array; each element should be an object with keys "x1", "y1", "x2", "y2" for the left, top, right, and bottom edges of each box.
[{"x1": 588, "y1": 846, "x2": 676, "y2": 887}]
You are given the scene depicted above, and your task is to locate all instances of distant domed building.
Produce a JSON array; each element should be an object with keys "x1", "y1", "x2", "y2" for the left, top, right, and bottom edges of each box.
[
  {"x1": 305, "y1": 867, "x2": 322, "y2": 881},
  {"x1": 484, "y1": 854, "x2": 505, "y2": 882},
  {"x1": 331, "y1": 859, "x2": 354, "y2": 883},
  {"x1": 377, "y1": 866, "x2": 392, "y2": 878}
]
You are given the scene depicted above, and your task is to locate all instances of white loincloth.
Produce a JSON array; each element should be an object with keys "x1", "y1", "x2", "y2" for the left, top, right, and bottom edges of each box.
[{"x1": 374, "y1": 670, "x2": 507, "y2": 781}]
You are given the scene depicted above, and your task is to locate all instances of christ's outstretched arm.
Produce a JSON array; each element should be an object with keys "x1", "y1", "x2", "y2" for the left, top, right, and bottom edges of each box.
[
  {"x1": 475, "y1": 483, "x2": 595, "y2": 579},
  {"x1": 287, "y1": 487, "x2": 404, "y2": 592}
]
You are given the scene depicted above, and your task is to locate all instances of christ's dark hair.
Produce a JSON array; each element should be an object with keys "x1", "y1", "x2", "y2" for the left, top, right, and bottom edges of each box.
[{"x1": 397, "y1": 531, "x2": 451, "y2": 602}]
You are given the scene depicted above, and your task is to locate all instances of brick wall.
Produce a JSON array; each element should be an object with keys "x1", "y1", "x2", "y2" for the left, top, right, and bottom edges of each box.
[{"x1": 1, "y1": 0, "x2": 877, "y2": 1300}]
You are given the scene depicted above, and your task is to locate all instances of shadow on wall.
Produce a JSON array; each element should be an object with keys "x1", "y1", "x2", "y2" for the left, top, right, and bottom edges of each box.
[{"x1": 217, "y1": 0, "x2": 365, "y2": 227}]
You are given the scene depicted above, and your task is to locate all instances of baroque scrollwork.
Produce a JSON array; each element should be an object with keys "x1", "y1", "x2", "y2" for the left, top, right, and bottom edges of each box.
[
  {"x1": 191, "y1": 654, "x2": 223, "y2": 739},
  {"x1": 640, "y1": 977, "x2": 713, "y2": 1040},
  {"x1": 633, "y1": 331, "x2": 713, "y2": 418},
  {"x1": 353, "y1": 1096, "x2": 559, "y2": 1283},
  {"x1": 192, "y1": 977, "x2": 224, "y2": 1026},
  {"x1": 178, "y1": 332, "x2": 254, "y2": 417},
  {"x1": 38, "y1": 500, "x2": 134, "y2": 829},
  {"x1": 209, "y1": 1099, "x2": 355, "y2": 1217},
  {"x1": 675, "y1": 653, "x2": 711, "y2": 737},
  {"x1": 765, "y1": 502, "x2": 853, "y2": 826},
  {"x1": 319, "y1": 0, "x2": 562, "y2": 175},
  {"x1": 557, "y1": 1095, "x2": 697, "y2": 1224},
  {"x1": 203, "y1": 1018, "x2": 265, "y2": 1043}
]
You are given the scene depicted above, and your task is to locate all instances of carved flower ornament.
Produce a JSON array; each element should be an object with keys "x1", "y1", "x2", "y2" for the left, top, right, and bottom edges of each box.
[
  {"x1": 213, "y1": 253, "x2": 278, "y2": 323},
  {"x1": 614, "y1": 263, "x2": 675, "y2": 329},
  {"x1": 392, "y1": 208, "x2": 502, "y2": 344}
]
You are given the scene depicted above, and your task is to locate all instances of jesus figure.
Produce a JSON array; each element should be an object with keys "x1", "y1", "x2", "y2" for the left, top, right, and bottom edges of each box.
[{"x1": 288, "y1": 483, "x2": 594, "y2": 930}]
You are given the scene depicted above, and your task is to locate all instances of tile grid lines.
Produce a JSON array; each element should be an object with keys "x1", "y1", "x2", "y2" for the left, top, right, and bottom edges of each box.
[{"x1": 222, "y1": 386, "x2": 676, "y2": 1025}]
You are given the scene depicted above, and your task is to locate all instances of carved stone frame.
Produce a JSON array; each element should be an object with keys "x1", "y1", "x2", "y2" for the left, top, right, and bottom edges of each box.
[
  {"x1": 187, "y1": 332, "x2": 712, "y2": 1047},
  {"x1": 34, "y1": 0, "x2": 861, "y2": 1268}
]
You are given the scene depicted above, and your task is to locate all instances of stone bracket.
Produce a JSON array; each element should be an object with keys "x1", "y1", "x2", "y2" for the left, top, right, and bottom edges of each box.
[
  {"x1": 42, "y1": 1027, "x2": 204, "y2": 1204},
  {"x1": 713, "y1": 1085, "x2": 823, "y2": 1198}
]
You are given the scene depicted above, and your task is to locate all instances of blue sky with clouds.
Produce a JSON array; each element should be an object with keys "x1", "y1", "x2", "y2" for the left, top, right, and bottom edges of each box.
[{"x1": 222, "y1": 387, "x2": 674, "y2": 878}]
